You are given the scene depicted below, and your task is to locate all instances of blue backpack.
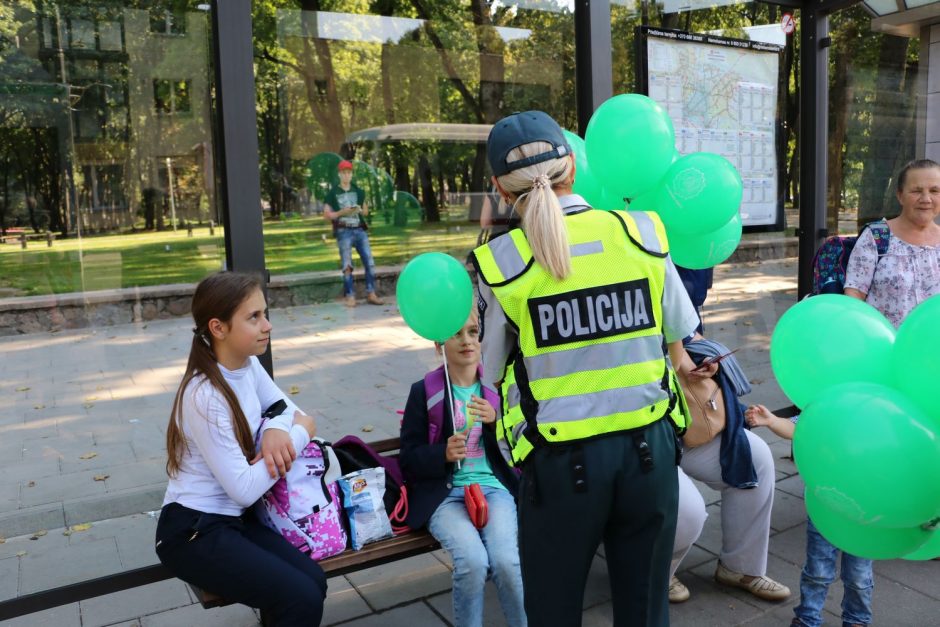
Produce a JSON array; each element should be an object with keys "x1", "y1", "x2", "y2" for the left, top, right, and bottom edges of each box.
[{"x1": 811, "y1": 221, "x2": 890, "y2": 295}]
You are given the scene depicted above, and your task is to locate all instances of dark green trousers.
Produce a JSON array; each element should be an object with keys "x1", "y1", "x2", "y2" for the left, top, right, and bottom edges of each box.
[{"x1": 518, "y1": 418, "x2": 679, "y2": 627}]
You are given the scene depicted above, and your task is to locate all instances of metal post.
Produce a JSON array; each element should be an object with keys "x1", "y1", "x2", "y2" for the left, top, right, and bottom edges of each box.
[
  {"x1": 211, "y1": 0, "x2": 273, "y2": 374},
  {"x1": 165, "y1": 157, "x2": 178, "y2": 232},
  {"x1": 797, "y1": 5, "x2": 830, "y2": 299},
  {"x1": 574, "y1": 0, "x2": 613, "y2": 136}
]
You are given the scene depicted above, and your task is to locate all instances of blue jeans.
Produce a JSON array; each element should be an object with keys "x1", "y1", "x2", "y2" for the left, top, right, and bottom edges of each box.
[
  {"x1": 428, "y1": 486, "x2": 526, "y2": 627},
  {"x1": 336, "y1": 228, "x2": 376, "y2": 296},
  {"x1": 793, "y1": 519, "x2": 873, "y2": 627}
]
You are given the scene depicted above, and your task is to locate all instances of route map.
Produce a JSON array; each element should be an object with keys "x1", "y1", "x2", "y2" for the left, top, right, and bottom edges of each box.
[{"x1": 641, "y1": 28, "x2": 784, "y2": 228}]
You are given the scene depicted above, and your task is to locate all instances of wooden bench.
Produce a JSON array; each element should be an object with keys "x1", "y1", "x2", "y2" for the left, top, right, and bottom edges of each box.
[{"x1": 0, "y1": 436, "x2": 439, "y2": 622}]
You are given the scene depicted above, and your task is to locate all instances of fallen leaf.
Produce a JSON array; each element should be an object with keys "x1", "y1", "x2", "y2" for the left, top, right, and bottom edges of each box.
[
  {"x1": 93, "y1": 474, "x2": 109, "y2": 482},
  {"x1": 85, "y1": 395, "x2": 98, "y2": 402},
  {"x1": 361, "y1": 425, "x2": 374, "y2": 433},
  {"x1": 742, "y1": 321, "x2": 753, "y2": 326},
  {"x1": 26, "y1": 481, "x2": 35, "y2": 488},
  {"x1": 70, "y1": 523, "x2": 92, "y2": 533},
  {"x1": 83, "y1": 403, "x2": 94, "y2": 409},
  {"x1": 749, "y1": 378, "x2": 765, "y2": 385},
  {"x1": 0, "y1": 536, "x2": 5, "y2": 544},
  {"x1": 33, "y1": 404, "x2": 45, "y2": 410},
  {"x1": 374, "y1": 383, "x2": 386, "y2": 388},
  {"x1": 15, "y1": 386, "x2": 30, "y2": 392},
  {"x1": 62, "y1": 530, "x2": 71, "y2": 536},
  {"x1": 30, "y1": 530, "x2": 47, "y2": 540},
  {"x1": 79, "y1": 452, "x2": 98, "y2": 460},
  {"x1": 289, "y1": 386, "x2": 300, "y2": 395},
  {"x1": 15, "y1": 551, "x2": 26, "y2": 557}
]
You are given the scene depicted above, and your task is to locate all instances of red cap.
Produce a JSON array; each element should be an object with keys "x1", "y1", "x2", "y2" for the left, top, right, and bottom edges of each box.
[{"x1": 338, "y1": 160, "x2": 354, "y2": 171}]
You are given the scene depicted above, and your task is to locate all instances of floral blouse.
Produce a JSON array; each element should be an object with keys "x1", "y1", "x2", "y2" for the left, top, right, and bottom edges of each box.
[{"x1": 844, "y1": 220, "x2": 940, "y2": 328}]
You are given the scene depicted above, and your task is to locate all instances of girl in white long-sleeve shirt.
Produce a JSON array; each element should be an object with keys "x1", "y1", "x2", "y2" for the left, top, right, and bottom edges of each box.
[{"x1": 155, "y1": 272, "x2": 326, "y2": 627}]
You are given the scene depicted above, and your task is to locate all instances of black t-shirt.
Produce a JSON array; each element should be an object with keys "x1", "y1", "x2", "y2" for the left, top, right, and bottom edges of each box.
[{"x1": 324, "y1": 184, "x2": 367, "y2": 230}]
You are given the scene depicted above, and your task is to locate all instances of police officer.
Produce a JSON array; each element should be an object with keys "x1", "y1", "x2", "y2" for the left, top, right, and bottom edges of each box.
[{"x1": 471, "y1": 111, "x2": 701, "y2": 627}]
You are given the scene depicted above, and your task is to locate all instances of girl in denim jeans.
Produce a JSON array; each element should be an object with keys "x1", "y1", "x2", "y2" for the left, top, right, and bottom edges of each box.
[
  {"x1": 399, "y1": 312, "x2": 526, "y2": 627},
  {"x1": 746, "y1": 404, "x2": 872, "y2": 627}
]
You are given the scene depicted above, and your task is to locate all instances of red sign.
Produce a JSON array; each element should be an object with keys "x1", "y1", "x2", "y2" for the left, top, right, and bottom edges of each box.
[{"x1": 781, "y1": 13, "x2": 796, "y2": 35}]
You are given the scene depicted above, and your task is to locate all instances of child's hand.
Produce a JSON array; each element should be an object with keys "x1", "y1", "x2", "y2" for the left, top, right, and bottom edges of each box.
[
  {"x1": 468, "y1": 395, "x2": 496, "y2": 424},
  {"x1": 745, "y1": 404, "x2": 775, "y2": 428},
  {"x1": 445, "y1": 432, "x2": 468, "y2": 462},
  {"x1": 256, "y1": 427, "x2": 298, "y2": 478}
]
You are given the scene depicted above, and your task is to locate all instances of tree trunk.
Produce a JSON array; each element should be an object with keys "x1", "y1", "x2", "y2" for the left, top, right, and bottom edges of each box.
[
  {"x1": 298, "y1": 1, "x2": 347, "y2": 151},
  {"x1": 418, "y1": 154, "x2": 439, "y2": 222},
  {"x1": 858, "y1": 35, "x2": 912, "y2": 227},
  {"x1": 827, "y1": 41, "x2": 851, "y2": 235}
]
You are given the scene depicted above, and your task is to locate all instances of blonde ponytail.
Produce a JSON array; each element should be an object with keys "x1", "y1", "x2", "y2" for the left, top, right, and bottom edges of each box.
[{"x1": 497, "y1": 142, "x2": 573, "y2": 280}]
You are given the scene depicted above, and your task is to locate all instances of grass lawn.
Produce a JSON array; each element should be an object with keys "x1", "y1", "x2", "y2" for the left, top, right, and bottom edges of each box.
[{"x1": 0, "y1": 215, "x2": 480, "y2": 297}]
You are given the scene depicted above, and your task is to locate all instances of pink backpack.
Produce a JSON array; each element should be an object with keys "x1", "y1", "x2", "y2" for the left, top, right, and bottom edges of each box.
[{"x1": 255, "y1": 438, "x2": 348, "y2": 561}]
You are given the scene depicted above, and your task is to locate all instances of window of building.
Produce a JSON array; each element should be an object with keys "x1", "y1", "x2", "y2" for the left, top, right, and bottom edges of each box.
[
  {"x1": 153, "y1": 79, "x2": 192, "y2": 114},
  {"x1": 150, "y1": 8, "x2": 186, "y2": 35}
]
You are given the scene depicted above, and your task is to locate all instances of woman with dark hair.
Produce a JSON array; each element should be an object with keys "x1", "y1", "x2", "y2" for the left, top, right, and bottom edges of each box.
[{"x1": 155, "y1": 272, "x2": 326, "y2": 626}]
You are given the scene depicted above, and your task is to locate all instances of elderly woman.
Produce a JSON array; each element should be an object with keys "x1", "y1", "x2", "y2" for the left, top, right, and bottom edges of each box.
[{"x1": 844, "y1": 159, "x2": 940, "y2": 326}]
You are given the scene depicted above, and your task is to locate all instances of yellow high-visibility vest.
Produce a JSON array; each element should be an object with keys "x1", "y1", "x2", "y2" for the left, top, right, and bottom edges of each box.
[{"x1": 476, "y1": 209, "x2": 689, "y2": 464}]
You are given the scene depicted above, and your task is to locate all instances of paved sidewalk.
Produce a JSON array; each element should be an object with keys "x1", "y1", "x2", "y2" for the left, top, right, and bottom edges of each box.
[{"x1": 1, "y1": 257, "x2": 938, "y2": 626}]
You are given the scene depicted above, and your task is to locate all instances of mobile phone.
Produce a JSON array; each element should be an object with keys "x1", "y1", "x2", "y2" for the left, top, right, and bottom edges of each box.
[{"x1": 691, "y1": 349, "x2": 739, "y2": 372}]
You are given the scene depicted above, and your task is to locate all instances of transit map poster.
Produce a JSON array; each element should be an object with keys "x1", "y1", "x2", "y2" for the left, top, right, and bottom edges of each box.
[{"x1": 637, "y1": 27, "x2": 785, "y2": 231}]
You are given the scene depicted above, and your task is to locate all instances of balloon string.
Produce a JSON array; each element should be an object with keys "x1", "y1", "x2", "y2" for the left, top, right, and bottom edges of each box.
[{"x1": 441, "y1": 344, "x2": 461, "y2": 470}]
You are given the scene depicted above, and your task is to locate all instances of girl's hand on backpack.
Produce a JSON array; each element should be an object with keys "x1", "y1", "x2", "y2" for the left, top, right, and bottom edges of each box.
[
  {"x1": 256, "y1": 428, "x2": 298, "y2": 478},
  {"x1": 293, "y1": 411, "x2": 317, "y2": 439},
  {"x1": 468, "y1": 395, "x2": 496, "y2": 424},
  {"x1": 446, "y1": 432, "x2": 468, "y2": 462}
]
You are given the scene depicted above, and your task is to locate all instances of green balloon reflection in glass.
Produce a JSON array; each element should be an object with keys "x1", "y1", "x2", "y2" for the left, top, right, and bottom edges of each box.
[
  {"x1": 770, "y1": 295, "x2": 896, "y2": 408},
  {"x1": 805, "y1": 490, "x2": 930, "y2": 560},
  {"x1": 653, "y1": 152, "x2": 743, "y2": 236},
  {"x1": 306, "y1": 152, "x2": 341, "y2": 201},
  {"x1": 903, "y1": 529, "x2": 940, "y2": 560},
  {"x1": 892, "y1": 293, "x2": 940, "y2": 421},
  {"x1": 396, "y1": 253, "x2": 472, "y2": 342},
  {"x1": 667, "y1": 213, "x2": 742, "y2": 270},
  {"x1": 794, "y1": 383, "x2": 940, "y2": 529},
  {"x1": 585, "y1": 94, "x2": 675, "y2": 201}
]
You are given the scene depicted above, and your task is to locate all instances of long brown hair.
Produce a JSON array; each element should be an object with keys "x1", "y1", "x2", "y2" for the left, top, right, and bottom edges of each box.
[{"x1": 166, "y1": 272, "x2": 264, "y2": 477}]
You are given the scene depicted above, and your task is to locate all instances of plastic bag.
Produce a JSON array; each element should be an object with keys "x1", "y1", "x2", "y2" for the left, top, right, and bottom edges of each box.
[{"x1": 339, "y1": 468, "x2": 393, "y2": 550}]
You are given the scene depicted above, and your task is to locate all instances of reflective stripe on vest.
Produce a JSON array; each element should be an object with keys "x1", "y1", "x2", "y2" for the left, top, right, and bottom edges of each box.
[{"x1": 475, "y1": 209, "x2": 686, "y2": 460}]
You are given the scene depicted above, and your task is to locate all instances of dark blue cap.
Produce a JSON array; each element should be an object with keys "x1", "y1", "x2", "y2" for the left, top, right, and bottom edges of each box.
[{"x1": 487, "y1": 111, "x2": 571, "y2": 177}]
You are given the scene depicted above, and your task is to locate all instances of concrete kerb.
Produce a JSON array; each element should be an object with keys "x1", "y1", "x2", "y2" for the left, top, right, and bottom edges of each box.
[{"x1": 0, "y1": 237, "x2": 797, "y2": 336}]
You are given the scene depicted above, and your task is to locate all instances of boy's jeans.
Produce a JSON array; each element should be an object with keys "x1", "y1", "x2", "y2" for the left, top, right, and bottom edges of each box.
[
  {"x1": 428, "y1": 487, "x2": 527, "y2": 627},
  {"x1": 336, "y1": 227, "x2": 376, "y2": 296},
  {"x1": 793, "y1": 519, "x2": 873, "y2": 627}
]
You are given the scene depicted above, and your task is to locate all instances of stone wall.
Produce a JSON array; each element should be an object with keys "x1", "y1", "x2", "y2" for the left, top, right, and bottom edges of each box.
[{"x1": 0, "y1": 237, "x2": 798, "y2": 335}]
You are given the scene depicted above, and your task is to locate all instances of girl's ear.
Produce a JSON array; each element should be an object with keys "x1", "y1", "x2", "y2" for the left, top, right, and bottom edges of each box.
[
  {"x1": 207, "y1": 318, "x2": 227, "y2": 341},
  {"x1": 434, "y1": 341, "x2": 442, "y2": 355}
]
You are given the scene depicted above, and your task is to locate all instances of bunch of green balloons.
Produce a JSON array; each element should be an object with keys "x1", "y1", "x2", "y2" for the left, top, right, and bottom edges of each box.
[
  {"x1": 396, "y1": 252, "x2": 473, "y2": 342},
  {"x1": 770, "y1": 294, "x2": 940, "y2": 559},
  {"x1": 570, "y1": 94, "x2": 744, "y2": 269}
]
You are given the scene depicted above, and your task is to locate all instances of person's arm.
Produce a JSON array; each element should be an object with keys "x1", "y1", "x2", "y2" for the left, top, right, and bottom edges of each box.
[
  {"x1": 745, "y1": 404, "x2": 796, "y2": 440},
  {"x1": 399, "y1": 382, "x2": 451, "y2": 481},
  {"x1": 250, "y1": 358, "x2": 312, "y2": 476},
  {"x1": 359, "y1": 189, "x2": 369, "y2": 218},
  {"x1": 661, "y1": 257, "x2": 703, "y2": 377},
  {"x1": 843, "y1": 229, "x2": 878, "y2": 300},
  {"x1": 186, "y1": 386, "x2": 280, "y2": 508},
  {"x1": 477, "y1": 281, "x2": 517, "y2": 387}
]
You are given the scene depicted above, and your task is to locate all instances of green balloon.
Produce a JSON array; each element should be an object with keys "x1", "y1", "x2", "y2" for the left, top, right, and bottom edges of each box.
[
  {"x1": 903, "y1": 529, "x2": 940, "y2": 560},
  {"x1": 652, "y1": 152, "x2": 743, "y2": 236},
  {"x1": 892, "y1": 294, "x2": 940, "y2": 420},
  {"x1": 805, "y1": 490, "x2": 930, "y2": 560},
  {"x1": 396, "y1": 253, "x2": 472, "y2": 342},
  {"x1": 585, "y1": 94, "x2": 675, "y2": 201},
  {"x1": 306, "y1": 152, "x2": 341, "y2": 201},
  {"x1": 795, "y1": 383, "x2": 940, "y2": 529},
  {"x1": 563, "y1": 130, "x2": 621, "y2": 209},
  {"x1": 667, "y1": 213, "x2": 742, "y2": 270},
  {"x1": 770, "y1": 295, "x2": 896, "y2": 408}
]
